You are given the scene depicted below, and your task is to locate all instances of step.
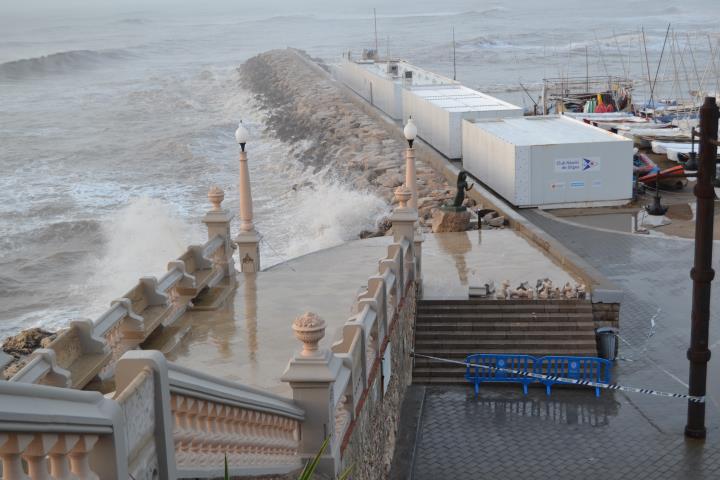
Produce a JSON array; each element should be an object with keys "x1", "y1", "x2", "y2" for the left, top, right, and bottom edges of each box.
[
  {"x1": 414, "y1": 330, "x2": 597, "y2": 340},
  {"x1": 412, "y1": 348, "x2": 598, "y2": 358},
  {"x1": 415, "y1": 339, "x2": 597, "y2": 352},
  {"x1": 414, "y1": 321, "x2": 597, "y2": 332},
  {"x1": 418, "y1": 306, "x2": 593, "y2": 315},
  {"x1": 419, "y1": 299, "x2": 591, "y2": 306},
  {"x1": 411, "y1": 377, "x2": 468, "y2": 385},
  {"x1": 412, "y1": 366, "x2": 467, "y2": 377},
  {"x1": 416, "y1": 312, "x2": 593, "y2": 321}
]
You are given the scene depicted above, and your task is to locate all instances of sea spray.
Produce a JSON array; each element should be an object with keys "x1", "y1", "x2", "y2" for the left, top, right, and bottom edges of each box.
[
  {"x1": 283, "y1": 181, "x2": 390, "y2": 260},
  {"x1": 79, "y1": 197, "x2": 203, "y2": 318}
]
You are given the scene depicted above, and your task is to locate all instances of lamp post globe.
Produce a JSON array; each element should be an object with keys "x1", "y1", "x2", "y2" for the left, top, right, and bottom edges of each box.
[
  {"x1": 235, "y1": 121, "x2": 250, "y2": 151},
  {"x1": 404, "y1": 116, "x2": 417, "y2": 148}
]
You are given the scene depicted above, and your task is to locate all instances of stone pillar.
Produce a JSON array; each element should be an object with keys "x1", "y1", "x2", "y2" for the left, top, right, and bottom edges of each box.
[
  {"x1": 392, "y1": 186, "x2": 423, "y2": 294},
  {"x1": 281, "y1": 312, "x2": 343, "y2": 477},
  {"x1": 414, "y1": 230, "x2": 424, "y2": 296},
  {"x1": 404, "y1": 147, "x2": 418, "y2": 211},
  {"x1": 203, "y1": 186, "x2": 236, "y2": 286},
  {"x1": 391, "y1": 186, "x2": 417, "y2": 244},
  {"x1": 235, "y1": 147, "x2": 260, "y2": 273}
]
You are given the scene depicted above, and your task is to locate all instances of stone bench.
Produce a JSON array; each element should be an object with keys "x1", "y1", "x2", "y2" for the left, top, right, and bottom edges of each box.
[{"x1": 44, "y1": 320, "x2": 110, "y2": 389}]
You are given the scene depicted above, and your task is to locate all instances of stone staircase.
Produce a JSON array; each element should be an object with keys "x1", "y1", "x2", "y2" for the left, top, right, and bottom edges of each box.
[{"x1": 412, "y1": 299, "x2": 598, "y2": 384}]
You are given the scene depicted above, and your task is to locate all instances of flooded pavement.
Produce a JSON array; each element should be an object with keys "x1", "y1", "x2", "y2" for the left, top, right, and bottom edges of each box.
[
  {"x1": 422, "y1": 230, "x2": 578, "y2": 300},
  {"x1": 161, "y1": 235, "x2": 392, "y2": 396},
  {"x1": 161, "y1": 228, "x2": 579, "y2": 396},
  {"x1": 559, "y1": 212, "x2": 636, "y2": 233}
]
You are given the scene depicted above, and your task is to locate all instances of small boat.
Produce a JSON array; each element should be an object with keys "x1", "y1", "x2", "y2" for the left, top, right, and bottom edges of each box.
[
  {"x1": 633, "y1": 152, "x2": 657, "y2": 176},
  {"x1": 650, "y1": 140, "x2": 692, "y2": 156},
  {"x1": 638, "y1": 165, "x2": 686, "y2": 189}
]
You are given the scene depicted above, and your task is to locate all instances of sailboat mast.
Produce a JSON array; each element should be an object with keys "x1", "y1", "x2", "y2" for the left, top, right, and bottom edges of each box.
[
  {"x1": 452, "y1": 26, "x2": 457, "y2": 80},
  {"x1": 585, "y1": 45, "x2": 589, "y2": 92},
  {"x1": 374, "y1": 8, "x2": 378, "y2": 55}
]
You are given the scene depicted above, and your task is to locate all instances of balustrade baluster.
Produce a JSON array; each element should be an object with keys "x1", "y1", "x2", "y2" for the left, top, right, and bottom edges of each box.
[
  {"x1": 48, "y1": 434, "x2": 80, "y2": 480},
  {"x1": 22, "y1": 433, "x2": 58, "y2": 480},
  {"x1": 206, "y1": 402, "x2": 222, "y2": 466},
  {"x1": 228, "y1": 407, "x2": 242, "y2": 465},
  {"x1": 0, "y1": 433, "x2": 33, "y2": 480},
  {"x1": 197, "y1": 401, "x2": 213, "y2": 466},
  {"x1": 68, "y1": 435, "x2": 98, "y2": 480}
]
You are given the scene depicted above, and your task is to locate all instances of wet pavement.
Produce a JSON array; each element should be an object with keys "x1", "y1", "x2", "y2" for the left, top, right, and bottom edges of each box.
[
  {"x1": 394, "y1": 212, "x2": 720, "y2": 479},
  {"x1": 399, "y1": 385, "x2": 719, "y2": 480},
  {"x1": 164, "y1": 236, "x2": 392, "y2": 395},
  {"x1": 163, "y1": 228, "x2": 576, "y2": 396},
  {"x1": 423, "y1": 230, "x2": 577, "y2": 300}
]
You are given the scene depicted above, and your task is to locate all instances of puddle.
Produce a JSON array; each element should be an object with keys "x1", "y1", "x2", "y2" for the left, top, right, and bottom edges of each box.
[{"x1": 561, "y1": 213, "x2": 635, "y2": 233}]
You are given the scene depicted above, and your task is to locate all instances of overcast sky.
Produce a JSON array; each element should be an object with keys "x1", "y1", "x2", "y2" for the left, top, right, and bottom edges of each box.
[{"x1": 1, "y1": 0, "x2": 493, "y2": 17}]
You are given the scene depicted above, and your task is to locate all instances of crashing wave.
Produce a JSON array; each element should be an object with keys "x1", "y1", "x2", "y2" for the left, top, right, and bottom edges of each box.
[{"x1": 0, "y1": 49, "x2": 133, "y2": 80}]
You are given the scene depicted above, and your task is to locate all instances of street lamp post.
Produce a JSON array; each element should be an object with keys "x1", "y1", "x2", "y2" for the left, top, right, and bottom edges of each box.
[
  {"x1": 685, "y1": 96, "x2": 719, "y2": 439},
  {"x1": 234, "y1": 121, "x2": 261, "y2": 273},
  {"x1": 403, "y1": 117, "x2": 418, "y2": 210}
]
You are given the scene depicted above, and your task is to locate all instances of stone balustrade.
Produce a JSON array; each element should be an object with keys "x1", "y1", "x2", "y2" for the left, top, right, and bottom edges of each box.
[
  {"x1": 167, "y1": 362, "x2": 304, "y2": 478},
  {"x1": 0, "y1": 379, "x2": 128, "y2": 479},
  {"x1": 2, "y1": 348, "x2": 306, "y2": 479},
  {"x1": 8, "y1": 187, "x2": 237, "y2": 390},
  {"x1": 283, "y1": 186, "x2": 420, "y2": 479}
]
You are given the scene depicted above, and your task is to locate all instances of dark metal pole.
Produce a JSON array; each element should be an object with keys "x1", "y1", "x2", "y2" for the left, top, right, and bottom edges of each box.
[{"x1": 685, "y1": 96, "x2": 719, "y2": 439}]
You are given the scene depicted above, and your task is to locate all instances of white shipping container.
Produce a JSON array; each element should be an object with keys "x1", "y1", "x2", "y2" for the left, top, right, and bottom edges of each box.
[
  {"x1": 334, "y1": 59, "x2": 459, "y2": 121},
  {"x1": 462, "y1": 116, "x2": 633, "y2": 208},
  {"x1": 333, "y1": 60, "x2": 403, "y2": 119},
  {"x1": 403, "y1": 85, "x2": 523, "y2": 159}
]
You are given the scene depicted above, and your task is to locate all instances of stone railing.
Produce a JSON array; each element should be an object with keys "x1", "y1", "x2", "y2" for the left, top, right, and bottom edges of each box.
[
  {"x1": 1, "y1": 349, "x2": 306, "y2": 479},
  {"x1": 168, "y1": 362, "x2": 303, "y2": 478},
  {"x1": 112, "y1": 350, "x2": 304, "y2": 480},
  {"x1": 0, "y1": 379, "x2": 128, "y2": 479},
  {"x1": 282, "y1": 186, "x2": 420, "y2": 479},
  {"x1": 9, "y1": 187, "x2": 237, "y2": 391}
]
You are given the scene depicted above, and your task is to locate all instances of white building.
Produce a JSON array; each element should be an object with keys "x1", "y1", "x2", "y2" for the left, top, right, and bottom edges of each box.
[
  {"x1": 402, "y1": 85, "x2": 523, "y2": 159},
  {"x1": 462, "y1": 116, "x2": 633, "y2": 208}
]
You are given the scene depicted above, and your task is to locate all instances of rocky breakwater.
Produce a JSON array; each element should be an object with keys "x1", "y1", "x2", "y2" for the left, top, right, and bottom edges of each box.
[{"x1": 240, "y1": 49, "x2": 456, "y2": 234}]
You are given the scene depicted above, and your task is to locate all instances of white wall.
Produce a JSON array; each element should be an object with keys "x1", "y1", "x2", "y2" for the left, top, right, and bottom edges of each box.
[
  {"x1": 527, "y1": 141, "x2": 633, "y2": 206},
  {"x1": 462, "y1": 120, "x2": 517, "y2": 200},
  {"x1": 334, "y1": 61, "x2": 402, "y2": 119},
  {"x1": 404, "y1": 89, "x2": 523, "y2": 159},
  {"x1": 462, "y1": 120, "x2": 633, "y2": 207}
]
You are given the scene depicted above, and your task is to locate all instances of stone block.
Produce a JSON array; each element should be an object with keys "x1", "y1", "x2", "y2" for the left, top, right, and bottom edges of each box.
[{"x1": 431, "y1": 209, "x2": 471, "y2": 233}]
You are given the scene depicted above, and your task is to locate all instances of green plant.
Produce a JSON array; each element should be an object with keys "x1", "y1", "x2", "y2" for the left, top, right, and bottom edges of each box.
[
  {"x1": 298, "y1": 437, "x2": 353, "y2": 480},
  {"x1": 224, "y1": 453, "x2": 229, "y2": 480}
]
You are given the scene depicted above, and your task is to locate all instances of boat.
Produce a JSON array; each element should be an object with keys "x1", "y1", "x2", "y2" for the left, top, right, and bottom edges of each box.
[
  {"x1": 633, "y1": 152, "x2": 657, "y2": 176},
  {"x1": 638, "y1": 165, "x2": 686, "y2": 189}
]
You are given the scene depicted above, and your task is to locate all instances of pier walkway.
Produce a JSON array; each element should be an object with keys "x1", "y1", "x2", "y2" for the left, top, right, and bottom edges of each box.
[{"x1": 394, "y1": 212, "x2": 720, "y2": 479}]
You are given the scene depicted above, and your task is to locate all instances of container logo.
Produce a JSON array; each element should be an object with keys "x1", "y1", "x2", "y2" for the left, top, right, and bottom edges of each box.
[
  {"x1": 555, "y1": 157, "x2": 601, "y2": 173},
  {"x1": 569, "y1": 181, "x2": 585, "y2": 189},
  {"x1": 582, "y1": 158, "x2": 600, "y2": 171}
]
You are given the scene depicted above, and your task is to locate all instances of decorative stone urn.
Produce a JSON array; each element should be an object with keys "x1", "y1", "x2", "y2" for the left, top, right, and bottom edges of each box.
[
  {"x1": 292, "y1": 312, "x2": 326, "y2": 356},
  {"x1": 208, "y1": 185, "x2": 225, "y2": 211},
  {"x1": 394, "y1": 186, "x2": 412, "y2": 209}
]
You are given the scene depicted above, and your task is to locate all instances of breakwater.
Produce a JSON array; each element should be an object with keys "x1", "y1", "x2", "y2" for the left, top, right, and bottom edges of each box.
[{"x1": 240, "y1": 48, "x2": 454, "y2": 231}]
